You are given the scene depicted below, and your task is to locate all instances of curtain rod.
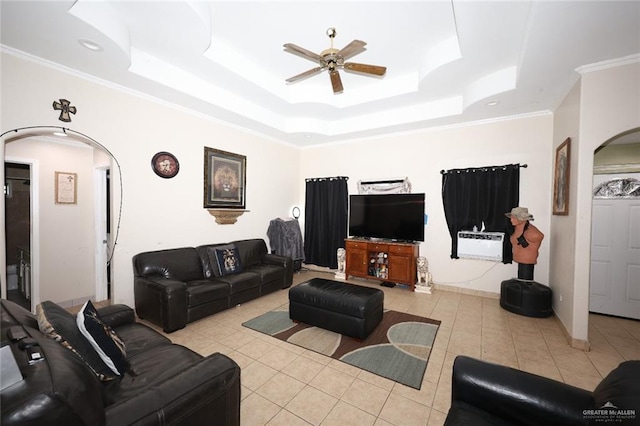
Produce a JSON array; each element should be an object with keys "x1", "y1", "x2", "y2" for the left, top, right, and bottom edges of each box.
[{"x1": 440, "y1": 163, "x2": 527, "y2": 175}]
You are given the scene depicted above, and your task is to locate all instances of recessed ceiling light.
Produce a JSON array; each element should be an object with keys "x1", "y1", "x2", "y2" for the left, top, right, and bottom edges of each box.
[
  {"x1": 78, "y1": 39, "x2": 103, "y2": 51},
  {"x1": 487, "y1": 100, "x2": 499, "y2": 106}
]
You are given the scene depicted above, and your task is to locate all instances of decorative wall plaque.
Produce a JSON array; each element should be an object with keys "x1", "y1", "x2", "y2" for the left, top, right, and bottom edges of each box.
[
  {"x1": 52, "y1": 99, "x2": 77, "y2": 122},
  {"x1": 151, "y1": 151, "x2": 180, "y2": 179}
]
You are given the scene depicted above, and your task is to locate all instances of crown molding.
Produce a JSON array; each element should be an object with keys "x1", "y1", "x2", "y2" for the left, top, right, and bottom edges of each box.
[{"x1": 576, "y1": 54, "x2": 640, "y2": 75}]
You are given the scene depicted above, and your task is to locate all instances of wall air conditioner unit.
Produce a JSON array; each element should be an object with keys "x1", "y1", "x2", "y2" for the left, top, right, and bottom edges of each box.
[{"x1": 457, "y1": 231, "x2": 504, "y2": 262}]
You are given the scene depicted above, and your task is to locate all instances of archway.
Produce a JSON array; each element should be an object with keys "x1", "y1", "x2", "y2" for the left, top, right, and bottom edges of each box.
[
  {"x1": 1, "y1": 126, "x2": 122, "y2": 311},
  {"x1": 589, "y1": 127, "x2": 640, "y2": 320}
]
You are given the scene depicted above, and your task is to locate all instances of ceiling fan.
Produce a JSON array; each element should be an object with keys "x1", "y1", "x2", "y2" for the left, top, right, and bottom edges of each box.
[{"x1": 284, "y1": 28, "x2": 387, "y2": 94}]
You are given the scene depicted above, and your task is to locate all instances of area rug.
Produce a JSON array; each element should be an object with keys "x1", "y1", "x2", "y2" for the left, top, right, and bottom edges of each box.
[{"x1": 242, "y1": 305, "x2": 440, "y2": 389}]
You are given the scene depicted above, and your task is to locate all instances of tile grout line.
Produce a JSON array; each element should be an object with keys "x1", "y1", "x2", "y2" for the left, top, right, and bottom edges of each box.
[
  {"x1": 591, "y1": 320, "x2": 628, "y2": 363},
  {"x1": 536, "y1": 318, "x2": 565, "y2": 381}
]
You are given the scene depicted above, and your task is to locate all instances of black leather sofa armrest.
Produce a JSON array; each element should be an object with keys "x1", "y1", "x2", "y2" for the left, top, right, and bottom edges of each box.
[
  {"x1": 105, "y1": 353, "x2": 240, "y2": 426},
  {"x1": 263, "y1": 253, "x2": 289, "y2": 267},
  {"x1": 263, "y1": 253, "x2": 294, "y2": 288},
  {"x1": 134, "y1": 277, "x2": 188, "y2": 333},
  {"x1": 97, "y1": 304, "x2": 136, "y2": 328},
  {"x1": 450, "y1": 356, "x2": 592, "y2": 426}
]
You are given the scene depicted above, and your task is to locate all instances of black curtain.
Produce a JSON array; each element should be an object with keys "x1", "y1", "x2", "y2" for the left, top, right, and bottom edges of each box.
[
  {"x1": 304, "y1": 177, "x2": 349, "y2": 269},
  {"x1": 442, "y1": 164, "x2": 521, "y2": 263}
]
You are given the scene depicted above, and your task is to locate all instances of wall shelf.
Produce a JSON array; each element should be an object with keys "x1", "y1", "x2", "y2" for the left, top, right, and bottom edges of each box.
[{"x1": 207, "y1": 209, "x2": 249, "y2": 225}]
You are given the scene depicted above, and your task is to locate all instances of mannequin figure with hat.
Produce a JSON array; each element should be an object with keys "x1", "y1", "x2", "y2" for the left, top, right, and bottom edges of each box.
[
  {"x1": 501, "y1": 207, "x2": 551, "y2": 317},
  {"x1": 505, "y1": 207, "x2": 543, "y2": 280}
]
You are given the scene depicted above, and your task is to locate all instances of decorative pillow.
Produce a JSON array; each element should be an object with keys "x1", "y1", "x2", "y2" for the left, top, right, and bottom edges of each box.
[
  {"x1": 206, "y1": 244, "x2": 235, "y2": 277},
  {"x1": 214, "y1": 246, "x2": 243, "y2": 276},
  {"x1": 76, "y1": 300, "x2": 127, "y2": 376},
  {"x1": 36, "y1": 301, "x2": 119, "y2": 381}
]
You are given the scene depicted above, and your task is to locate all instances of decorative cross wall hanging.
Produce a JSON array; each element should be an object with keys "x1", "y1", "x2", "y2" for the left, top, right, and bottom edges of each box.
[{"x1": 52, "y1": 99, "x2": 77, "y2": 122}]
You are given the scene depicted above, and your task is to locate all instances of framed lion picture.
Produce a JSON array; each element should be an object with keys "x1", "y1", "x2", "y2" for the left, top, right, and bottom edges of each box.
[{"x1": 204, "y1": 147, "x2": 246, "y2": 209}]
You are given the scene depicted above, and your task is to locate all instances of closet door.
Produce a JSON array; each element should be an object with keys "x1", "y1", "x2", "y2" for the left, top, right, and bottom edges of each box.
[{"x1": 589, "y1": 199, "x2": 640, "y2": 320}]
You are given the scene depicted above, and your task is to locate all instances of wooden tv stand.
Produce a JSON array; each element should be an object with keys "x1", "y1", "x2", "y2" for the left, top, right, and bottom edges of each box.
[{"x1": 344, "y1": 238, "x2": 419, "y2": 290}]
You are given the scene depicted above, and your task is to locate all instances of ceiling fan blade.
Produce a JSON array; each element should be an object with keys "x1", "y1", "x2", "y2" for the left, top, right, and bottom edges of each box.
[
  {"x1": 283, "y1": 43, "x2": 323, "y2": 63},
  {"x1": 337, "y1": 40, "x2": 366, "y2": 60},
  {"x1": 344, "y1": 62, "x2": 387, "y2": 76},
  {"x1": 286, "y1": 67, "x2": 324, "y2": 83},
  {"x1": 330, "y1": 70, "x2": 343, "y2": 93}
]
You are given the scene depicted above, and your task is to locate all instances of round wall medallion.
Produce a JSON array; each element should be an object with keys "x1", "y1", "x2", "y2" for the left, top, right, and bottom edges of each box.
[{"x1": 151, "y1": 151, "x2": 179, "y2": 178}]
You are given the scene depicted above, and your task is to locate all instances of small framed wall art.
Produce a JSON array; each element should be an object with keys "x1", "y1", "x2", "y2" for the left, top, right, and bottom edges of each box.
[
  {"x1": 55, "y1": 171, "x2": 77, "y2": 204},
  {"x1": 151, "y1": 151, "x2": 179, "y2": 179},
  {"x1": 204, "y1": 147, "x2": 246, "y2": 209},
  {"x1": 552, "y1": 137, "x2": 571, "y2": 215}
]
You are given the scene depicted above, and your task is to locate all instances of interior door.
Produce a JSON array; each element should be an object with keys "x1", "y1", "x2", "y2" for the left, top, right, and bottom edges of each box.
[
  {"x1": 589, "y1": 199, "x2": 640, "y2": 319},
  {"x1": 94, "y1": 167, "x2": 109, "y2": 301},
  {"x1": 4, "y1": 162, "x2": 32, "y2": 311}
]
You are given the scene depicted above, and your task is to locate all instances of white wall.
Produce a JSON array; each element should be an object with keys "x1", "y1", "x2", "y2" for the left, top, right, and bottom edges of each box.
[
  {"x1": 1, "y1": 52, "x2": 301, "y2": 307},
  {"x1": 5, "y1": 138, "x2": 95, "y2": 304},
  {"x1": 550, "y1": 79, "x2": 581, "y2": 338},
  {"x1": 572, "y1": 62, "x2": 640, "y2": 342},
  {"x1": 300, "y1": 114, "x2": 554, "y2": 295}
]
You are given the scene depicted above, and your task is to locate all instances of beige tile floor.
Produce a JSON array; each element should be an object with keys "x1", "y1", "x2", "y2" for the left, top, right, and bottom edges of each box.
[{"x1": 134, "y1": 270, "x2": 640, "y2": 426}]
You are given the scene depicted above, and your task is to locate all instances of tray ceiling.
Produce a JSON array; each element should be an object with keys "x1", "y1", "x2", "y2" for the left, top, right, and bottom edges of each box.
[{"x1": 1, "y1": 1, "x2": 639, "y2": 147}]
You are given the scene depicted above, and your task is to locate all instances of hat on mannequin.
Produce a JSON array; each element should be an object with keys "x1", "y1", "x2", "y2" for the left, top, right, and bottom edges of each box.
[{"x1": 505, "y1": 207, "x2": 534, "y2": 221}]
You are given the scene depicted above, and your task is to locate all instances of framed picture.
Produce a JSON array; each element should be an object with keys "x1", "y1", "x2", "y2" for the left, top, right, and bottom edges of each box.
[
  {"x1": 553, "y1": 137, "x2": 571, "y2": 215},
  {"x1": 204, "y1": 147, "x2": 246, "y2": 209},
  {"x1": 55, "y1": 171, "x2": 77, "y2": 204},
  {"x1": 151, "y1": 151, "x2": 179, "y2": 178}
]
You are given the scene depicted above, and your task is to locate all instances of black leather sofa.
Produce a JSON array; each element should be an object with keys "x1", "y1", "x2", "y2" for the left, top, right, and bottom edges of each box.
[
  {"x1": 1, "y1": 299, "x2": 241, "y2": 426},
  {"x1": 445, "y1": 355, "x2": 640, "y2": 426},
  {"x1": 133, "y1": 238, "x2": 293, "y2": 332}
]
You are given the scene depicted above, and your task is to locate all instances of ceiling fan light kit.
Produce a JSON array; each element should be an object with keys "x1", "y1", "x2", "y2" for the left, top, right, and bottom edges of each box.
[{"x1": 284, "y1": 27, "x2": 387, "y2": 94}]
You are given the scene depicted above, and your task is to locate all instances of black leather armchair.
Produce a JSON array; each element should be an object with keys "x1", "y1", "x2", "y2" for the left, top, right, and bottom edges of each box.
[{"x1": 445, "y1": 355, "x2": 640, "y2": 426}]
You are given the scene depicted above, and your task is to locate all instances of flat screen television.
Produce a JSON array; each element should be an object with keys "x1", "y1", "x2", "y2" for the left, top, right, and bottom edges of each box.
[{"x1": 348, "y1": 193, "x2": 425, "y2": 242}]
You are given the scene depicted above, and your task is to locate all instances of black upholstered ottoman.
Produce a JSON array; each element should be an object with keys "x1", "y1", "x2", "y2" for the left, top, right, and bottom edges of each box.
[{"x1": 289, "y1": 278, "x2": 384, "y2": 339}]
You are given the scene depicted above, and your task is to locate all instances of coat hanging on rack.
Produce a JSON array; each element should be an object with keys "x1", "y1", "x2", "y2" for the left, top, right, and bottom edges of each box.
[{"x1": 267, "y1": 218, "x2": 305, "y2": 270}]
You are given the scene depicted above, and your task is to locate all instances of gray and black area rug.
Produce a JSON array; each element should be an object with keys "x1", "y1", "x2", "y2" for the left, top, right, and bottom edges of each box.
[{"x1": 242, "y1": 305, "x2": 440, "y2": 389}]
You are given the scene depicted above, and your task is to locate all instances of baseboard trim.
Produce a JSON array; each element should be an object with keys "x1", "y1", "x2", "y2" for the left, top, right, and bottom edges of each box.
[
  {"x1": 555, "y1": 312, "x2": 591, "y2": 351},
  {"x1": 301, "y1": 264, "x2": 335, "y2": 274},
  {"x1": 433, "y1": 282, "x2": 500, "y2": 299}
]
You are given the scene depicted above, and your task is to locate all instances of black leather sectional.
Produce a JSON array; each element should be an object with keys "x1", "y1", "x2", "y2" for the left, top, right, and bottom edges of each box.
[
  {"x1": 133, "y1": 238, "x2": 293, "y2": 332},
  {"x1": 0, "y1": 299, "x2": 241, "y2": 426}
]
